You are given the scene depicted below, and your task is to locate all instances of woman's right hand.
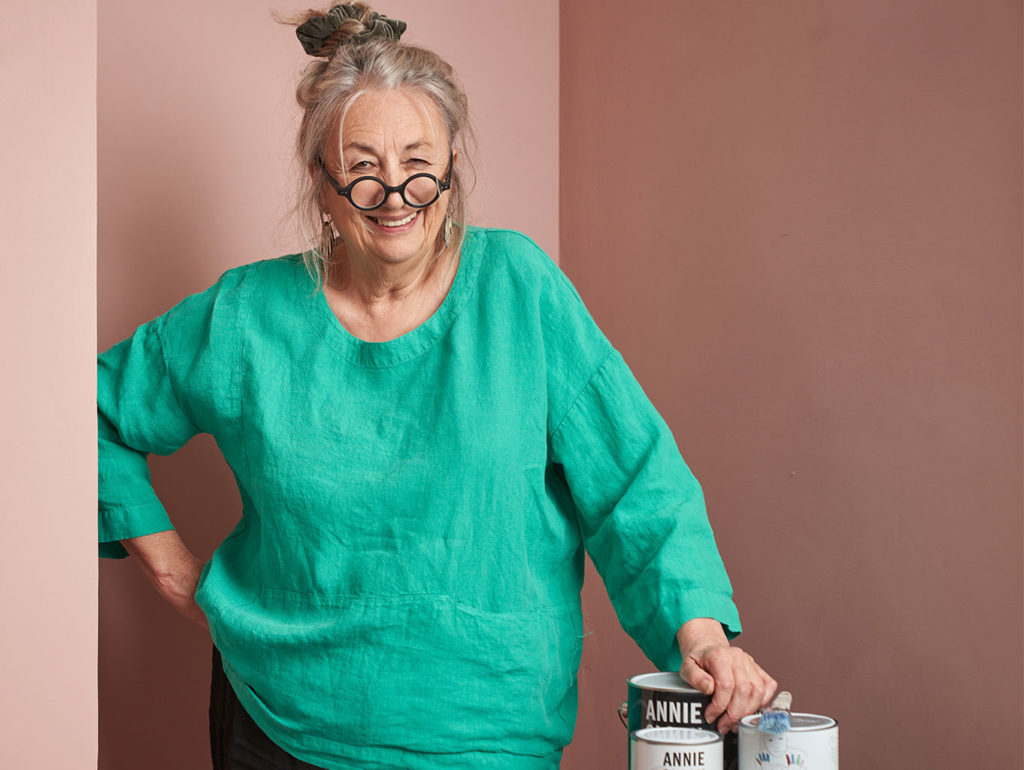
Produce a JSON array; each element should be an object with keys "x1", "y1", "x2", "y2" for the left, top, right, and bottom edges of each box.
[
  {"x1": 153, "y1": 553, "x2": 208, "y2": 628},
  {"x1": 121, "y1": 530, "x2": 209, "y2": 629}
]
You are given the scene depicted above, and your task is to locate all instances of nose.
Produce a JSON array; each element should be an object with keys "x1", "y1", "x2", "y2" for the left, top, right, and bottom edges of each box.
[
  {"x1": 380, "y1": 187, "x2": 406, "y2": 209},
  {"x1": 376, "y1": 165, "x2": 406, "y2": 209}
]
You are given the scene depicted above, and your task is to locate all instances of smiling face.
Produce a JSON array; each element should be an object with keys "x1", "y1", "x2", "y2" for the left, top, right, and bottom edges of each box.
[{"x1": 321, "y1": 88, "x2": 453, "y2": 269}]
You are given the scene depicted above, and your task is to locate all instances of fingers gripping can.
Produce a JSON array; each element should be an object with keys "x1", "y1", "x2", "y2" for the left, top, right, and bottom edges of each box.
[
  {"x1": 631, "y1": 727, "x2": 724, "y2": 770},
  {"x1": 738, "y1": 713, "x2": 838, "y2": 769},
  {"x1": 621, "y1": 673, "x2": 738, "y2": 770}
]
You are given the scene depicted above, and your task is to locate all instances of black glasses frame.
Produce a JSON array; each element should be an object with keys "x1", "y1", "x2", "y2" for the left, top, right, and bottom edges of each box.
[{"x1": 320, "y1": 150, "x2": 454, "y2": 211}]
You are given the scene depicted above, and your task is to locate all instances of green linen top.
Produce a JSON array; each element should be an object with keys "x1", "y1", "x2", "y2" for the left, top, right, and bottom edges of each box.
[{"x1": 98, "y1": 227, "x2": 741, "y2": 770}]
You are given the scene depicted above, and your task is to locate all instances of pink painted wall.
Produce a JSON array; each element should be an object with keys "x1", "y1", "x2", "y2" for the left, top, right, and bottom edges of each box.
[
  {"x1": 0, "y1": 1, "x2": 98, "y2": 767},
  {"x1": 560, "y1": 1, "x2": 1022, "y2": 768},
  {"x1": 97, "y1": 2, "x2": 557, "y2": 768}
]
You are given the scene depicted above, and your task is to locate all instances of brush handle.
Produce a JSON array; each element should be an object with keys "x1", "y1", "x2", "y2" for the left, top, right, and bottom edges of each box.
[{"x1": 768, "y1": 691, "x2": 792, "y2": 712}]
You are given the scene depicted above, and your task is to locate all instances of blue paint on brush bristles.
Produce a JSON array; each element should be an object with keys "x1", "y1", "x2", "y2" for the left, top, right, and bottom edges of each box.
[
  {"x1": 758, "y1": 709, "x2": 791, "y2": 734},
  {"x1": 758, "y1": 691, "x2": 792, "y2": 734}
]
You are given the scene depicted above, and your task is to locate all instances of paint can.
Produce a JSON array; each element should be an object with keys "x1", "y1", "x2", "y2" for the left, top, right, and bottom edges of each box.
[
  {"x1": 738, "y1": 713, "x2": 839, "y2": 769},
  {"x1": 620, "y1": 673, "x2": 738, "y2": 770},
  {"x1": 631, "y1": 727, "x2": 724, "y2": 770}
]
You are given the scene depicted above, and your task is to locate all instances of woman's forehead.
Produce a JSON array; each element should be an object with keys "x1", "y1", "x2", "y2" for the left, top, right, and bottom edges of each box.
[{"x1": 336, "y1": 89, "x2": 444, "y2": 154}]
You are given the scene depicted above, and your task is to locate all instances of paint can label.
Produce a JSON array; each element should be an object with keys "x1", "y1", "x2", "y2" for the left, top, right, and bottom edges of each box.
[
  {"x1": 738, "y1": 713, "x2": 838, "y2": 769},
  {"x1": 631, "y1": 727, "x2": 724, "y2": 770},
  {"x1": 637, "y1": 684, "x2": 708, "y2": 728},
  {"x1": 626, "y1": 673, "x2": 712, "y2": 732}
]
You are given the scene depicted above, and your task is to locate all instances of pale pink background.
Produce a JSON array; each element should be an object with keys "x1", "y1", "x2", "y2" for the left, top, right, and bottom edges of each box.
[{"x1": 0, "y1": 1, "x2": 98, "y2": 768}]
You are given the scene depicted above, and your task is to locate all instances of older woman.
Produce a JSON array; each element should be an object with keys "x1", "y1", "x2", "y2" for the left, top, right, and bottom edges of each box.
[{"x1": 98, "y1": 4, "x2": 776, "y2": 769}]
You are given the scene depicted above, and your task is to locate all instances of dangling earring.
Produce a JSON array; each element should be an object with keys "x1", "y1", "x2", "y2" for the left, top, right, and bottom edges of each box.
[
  {"x1": 443, "y1": 214, "x2": 453, "y2": 248},
  {"x1": 320, "y1": 214, "x2": 335, "y2": 261}
]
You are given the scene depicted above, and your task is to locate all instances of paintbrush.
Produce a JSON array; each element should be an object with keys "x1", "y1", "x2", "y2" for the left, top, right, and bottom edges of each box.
[{"x1": 758, "y1": 690, "x2": 792, "y2": 734}]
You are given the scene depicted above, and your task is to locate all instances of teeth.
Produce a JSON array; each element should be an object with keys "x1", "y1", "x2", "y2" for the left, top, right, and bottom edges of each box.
[{"x1": 372, "y1": 212, "x2": 417, "y2": 228}]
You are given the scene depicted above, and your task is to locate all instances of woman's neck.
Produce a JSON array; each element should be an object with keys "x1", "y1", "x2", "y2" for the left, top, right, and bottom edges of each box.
[
  {"x1": 322, "y1": 243, "x2": 458, "y2": 342},
  {"x1": 328, "y1": 242, "x2": 436, "y2": 305}
]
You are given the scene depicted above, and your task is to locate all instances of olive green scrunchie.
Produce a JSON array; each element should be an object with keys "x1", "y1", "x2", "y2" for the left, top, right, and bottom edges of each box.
[{"x1": 296, "y1": 4, "x2": 407, "y2": 56}]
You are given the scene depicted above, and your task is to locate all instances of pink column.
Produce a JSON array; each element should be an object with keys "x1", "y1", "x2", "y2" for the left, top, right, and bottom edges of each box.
[{"x1": 0, "y1": 1, "x2": 98, "y2": 767}]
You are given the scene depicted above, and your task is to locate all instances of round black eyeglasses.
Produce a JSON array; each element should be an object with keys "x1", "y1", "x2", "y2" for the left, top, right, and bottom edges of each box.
[{"x1": 320, "y1": 151, "x2": 453, "y2": 211}]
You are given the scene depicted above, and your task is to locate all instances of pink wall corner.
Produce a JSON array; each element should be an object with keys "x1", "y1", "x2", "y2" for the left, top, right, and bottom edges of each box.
[
  {"x1": 98, "y1": 2, "x2": 558, "y2": 768},
  {"x1": 560, "y1": 1, "x2": 1022, "y2": 769},
  {"x1": 0, "y1": 1, "x2": 98, "y2": 768}
]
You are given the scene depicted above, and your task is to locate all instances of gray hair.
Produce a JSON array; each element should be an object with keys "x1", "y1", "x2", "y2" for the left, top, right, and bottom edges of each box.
[{"x1": 283, "y1": 3, "x2": 476, "y2": 287}]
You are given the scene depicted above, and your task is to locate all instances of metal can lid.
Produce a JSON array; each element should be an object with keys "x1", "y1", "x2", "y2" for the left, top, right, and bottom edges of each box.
[
  {"x1": 632, "y1": 727, "x2": 723, "y2": 745},
  {"x1": 740, "y1": 713, "x2": 837, "y2": 732},
  {"x1": 627, "y1": 671, "x2": 701, "y2": 693}
]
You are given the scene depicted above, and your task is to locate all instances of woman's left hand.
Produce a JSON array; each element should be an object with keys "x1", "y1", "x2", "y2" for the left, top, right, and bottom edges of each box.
[{"x1": 677, "y1": 618, "x2": 777, "y2": 733}]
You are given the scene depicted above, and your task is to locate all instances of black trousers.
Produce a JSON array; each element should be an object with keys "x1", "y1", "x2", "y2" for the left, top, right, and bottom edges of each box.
[{"x1": 210, "y1": 647, "x2": 326, "y2": 770}]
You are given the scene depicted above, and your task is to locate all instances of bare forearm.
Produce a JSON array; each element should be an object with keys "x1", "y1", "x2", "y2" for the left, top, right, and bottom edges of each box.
[
  {"x1": 121, "y1": 529, "x2": 207, "y2": 627},
  {"x1": 676, "y1": 617, "x2": 730, "y2": 654},
  {"x1": 122, "y1": 529, "x2": 199, "y2": 581}
]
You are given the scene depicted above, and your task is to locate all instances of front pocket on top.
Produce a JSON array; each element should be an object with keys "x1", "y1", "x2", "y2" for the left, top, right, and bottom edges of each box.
[{"x1": 208, "y1": 593, "x2": 583, "y2": 757}]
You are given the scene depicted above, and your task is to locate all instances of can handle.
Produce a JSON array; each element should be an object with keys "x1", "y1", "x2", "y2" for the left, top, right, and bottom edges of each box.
[{"x1": 617, "y1": 701, "x2": 628, "y2": 728}]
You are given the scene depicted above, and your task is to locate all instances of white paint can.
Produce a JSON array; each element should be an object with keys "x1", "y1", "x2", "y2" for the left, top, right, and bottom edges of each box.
[
  {"x1": 631, "y1": 727, "x2": 724, "y2": 770},
  {"x1": 738, "y1": 713, "x2": 839, "y2": 769}
]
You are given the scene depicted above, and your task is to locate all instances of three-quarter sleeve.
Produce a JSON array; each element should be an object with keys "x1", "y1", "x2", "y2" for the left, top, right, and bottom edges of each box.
[
  {"x1": 549, "y1": 349, "x2": 741, "y2": 672},
  {"x1": 98, "y1": 316, "x2": 201, "y2": 558},
  {"x1": 97, "y1": 264, "x2": 251, "y2": 559}
]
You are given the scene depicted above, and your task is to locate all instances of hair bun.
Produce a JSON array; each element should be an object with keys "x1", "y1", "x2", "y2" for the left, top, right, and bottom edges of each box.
[{"x1": 296, "y1": 3, "x2": 407, "y2": 58}]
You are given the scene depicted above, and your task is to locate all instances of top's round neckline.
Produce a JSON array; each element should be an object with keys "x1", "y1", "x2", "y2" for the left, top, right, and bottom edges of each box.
[{"x1": 297, "y1": 227, "x2": 483, "y2": 368}]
